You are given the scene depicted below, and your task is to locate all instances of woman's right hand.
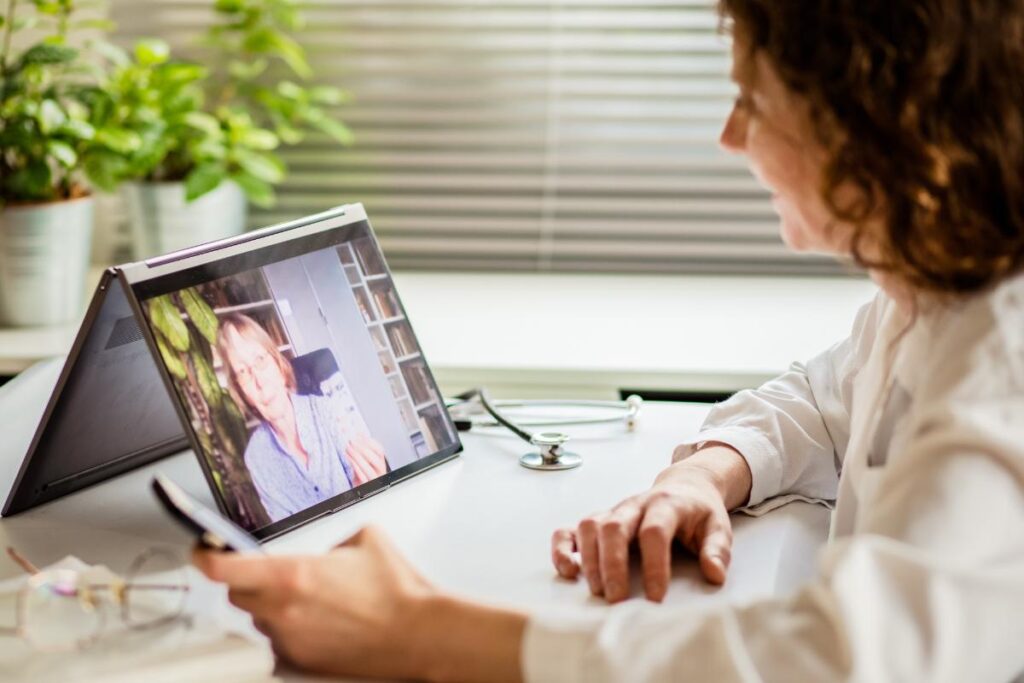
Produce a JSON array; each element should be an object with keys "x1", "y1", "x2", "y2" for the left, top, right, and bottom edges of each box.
[
  {"x1": 550, "y1": 444, "x2": 752, "y2": 603},
  {"x1": 346, "y1": 434, "x2": 388, "y2": 486}
]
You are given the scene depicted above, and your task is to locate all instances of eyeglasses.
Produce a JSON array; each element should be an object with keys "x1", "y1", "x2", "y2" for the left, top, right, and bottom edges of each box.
[
  {"x1": 0, "y1": 546, "x2": 191, "y2": 652},
  {"x1": 233, "y1": 350, "x2": 275, "y2": 386}
]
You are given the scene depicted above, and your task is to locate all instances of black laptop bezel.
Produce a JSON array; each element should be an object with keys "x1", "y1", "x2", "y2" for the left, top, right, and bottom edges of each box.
[{"x1": 121, "y1": 205, "x2": 462, "y2": 541}]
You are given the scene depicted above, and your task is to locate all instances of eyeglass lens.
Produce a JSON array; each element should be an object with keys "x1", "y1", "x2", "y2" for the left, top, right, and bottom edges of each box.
[
  {"x1": 123, "y1": 548, "x2": 190, "y2": 628},
  {"x1": 19, "y1": 569, "x2": 103, "y2": 651}
]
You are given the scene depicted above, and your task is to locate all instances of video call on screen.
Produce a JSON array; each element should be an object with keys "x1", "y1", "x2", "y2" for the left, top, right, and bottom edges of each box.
[{"x1": 141, "y1": 231, "x2": 456, "y2": 530}]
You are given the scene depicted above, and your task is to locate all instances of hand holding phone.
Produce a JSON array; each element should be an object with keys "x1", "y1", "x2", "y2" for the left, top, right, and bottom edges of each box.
[{"x1": 152, "y1": 473, "x2": 265, "y2": 554}]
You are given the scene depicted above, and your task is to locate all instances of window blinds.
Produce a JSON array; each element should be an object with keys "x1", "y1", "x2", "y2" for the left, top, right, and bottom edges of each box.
[{"x1": 111, "y1": 0, "x2": 844, "y2": 275}]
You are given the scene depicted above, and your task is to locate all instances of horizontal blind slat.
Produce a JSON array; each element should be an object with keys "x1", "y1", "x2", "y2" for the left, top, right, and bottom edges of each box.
[{"x1": 109, "y1": 0, "x2": 848, "y2": 277}]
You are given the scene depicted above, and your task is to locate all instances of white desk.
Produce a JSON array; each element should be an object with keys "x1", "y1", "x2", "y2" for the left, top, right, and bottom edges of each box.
[
  {"x1": 0, "y1": 358, "x2": 828, "y2": 616},
  {"x1": 0, "y1": 271, "x2": 877, "y2": 397}
]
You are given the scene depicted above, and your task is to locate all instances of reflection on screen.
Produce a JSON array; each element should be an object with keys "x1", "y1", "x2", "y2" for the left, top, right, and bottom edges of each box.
[{"x1": 141, "y1": 231, "x2": 456, "y2": 531}]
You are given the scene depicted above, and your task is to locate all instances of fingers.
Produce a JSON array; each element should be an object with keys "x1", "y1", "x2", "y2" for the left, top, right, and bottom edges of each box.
[
  {"x1": 346, "y1": 444, "x2": 374, "y2": 484},
  {"x1": 576, "y1": 517, "x2": 602, "y2": 596},
  {"x1": 346, "y1": 438, "x2": 387, "y2": 483},
  {"x1": 636, "y1": 498, "x2": 677, "y2": 602},
  {"x1": 550, "y1": 528, "x2": 579, "y2": 579},
  {"x1": 252, "y1": 616, "x2": 274, "y2": 638},
  {"x1": 228, "y1": 586, "x2": 276, "y2": 614},
  {"x1": 697, "y1": 510, "x2": 733, "y2": 586},
  {"x1": 334, "y1": 524, "x2": 391, "y2": 554},
  {"x1": 192, "y1": 548, "x2": 305, "y2": 593},
  {"x1": 597, "y1": 502, "x2": 642, "y2": 603},
  {"x1": 363, "y1": 437, "x2": 388, "y2": 473}
]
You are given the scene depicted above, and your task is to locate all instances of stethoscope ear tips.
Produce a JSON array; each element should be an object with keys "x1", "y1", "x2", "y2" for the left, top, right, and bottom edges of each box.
[{"x1": 625, "y1": 394, "x2": 643, "y2": 431}]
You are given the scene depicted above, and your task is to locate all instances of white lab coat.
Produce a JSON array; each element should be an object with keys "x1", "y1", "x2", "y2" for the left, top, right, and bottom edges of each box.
[{"x1": 523, "y1": 275, "x2": 1024, "y2": 682}]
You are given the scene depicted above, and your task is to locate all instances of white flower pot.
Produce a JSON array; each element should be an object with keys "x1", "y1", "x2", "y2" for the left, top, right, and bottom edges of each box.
[
  {"x1": 123, "y1": 180, "x2": 247, "y2": 260},
  {"x1": 91, "y1": 191, "x2": 132, "y2": 265},
  {"x1": 0, "y1": 195, "x2": 94, "y2": 327}
]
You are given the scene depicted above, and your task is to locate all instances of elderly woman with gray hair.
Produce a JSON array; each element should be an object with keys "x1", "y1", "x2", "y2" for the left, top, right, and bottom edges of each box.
[{"x1": 216, "y1": 313, "x2": 388, "y2": 523}]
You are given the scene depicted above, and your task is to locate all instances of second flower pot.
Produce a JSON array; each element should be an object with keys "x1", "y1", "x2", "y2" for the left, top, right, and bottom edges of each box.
[{"x1": 123, "y1": 180, "x2": 247, "y2": 259}]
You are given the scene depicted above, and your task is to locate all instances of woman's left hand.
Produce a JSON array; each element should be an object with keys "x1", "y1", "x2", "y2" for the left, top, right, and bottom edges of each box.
[
  {"x1": 193, "y1": 526, "x2": 434, "y2": 679},
  {"x1": 346, "y1": 435, "x2": 388, "y2": 485}
]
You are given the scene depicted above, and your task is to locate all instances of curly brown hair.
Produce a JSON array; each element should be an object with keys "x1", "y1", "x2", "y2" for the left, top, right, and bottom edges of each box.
[{"x1": 719, "y1": 0, "x2": 1024, "y2": 294}]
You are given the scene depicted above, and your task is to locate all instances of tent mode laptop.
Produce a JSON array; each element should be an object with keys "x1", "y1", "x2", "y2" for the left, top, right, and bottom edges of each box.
[{"x1": 2, "y1": 204, "x2": 462, "y2": 540}]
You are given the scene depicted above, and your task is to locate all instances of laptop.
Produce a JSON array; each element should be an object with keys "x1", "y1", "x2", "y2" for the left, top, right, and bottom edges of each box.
[{"x1": 2, "y1": 204, "x2": 462, "y2": 541}]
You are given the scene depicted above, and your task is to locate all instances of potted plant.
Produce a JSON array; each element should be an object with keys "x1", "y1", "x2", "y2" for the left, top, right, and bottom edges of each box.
[
  {"x1": 0, "y1": 0, "x2": 129, "y2": 326},
  {"x1": 91, "y1": 0, "x2": 352, "y2": 259}
]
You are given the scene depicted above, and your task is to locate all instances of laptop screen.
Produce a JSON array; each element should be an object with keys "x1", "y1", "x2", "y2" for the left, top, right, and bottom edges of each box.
[{"x1": 133, "y1": 219, "x2": 460, "y2": 538}]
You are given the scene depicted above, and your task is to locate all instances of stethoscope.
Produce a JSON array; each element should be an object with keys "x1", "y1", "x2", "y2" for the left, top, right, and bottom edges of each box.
[{"x1": 446, "y1": 389, "x2": 642, "y2": 470}]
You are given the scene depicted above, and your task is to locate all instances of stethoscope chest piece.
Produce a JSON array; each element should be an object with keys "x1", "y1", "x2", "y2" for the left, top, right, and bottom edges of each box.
[{"x1": 520, "y1": 431, "x2": 582, "y2": 471}]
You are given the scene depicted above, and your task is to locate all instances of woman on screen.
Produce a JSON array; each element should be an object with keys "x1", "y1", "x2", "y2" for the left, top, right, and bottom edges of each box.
[{"x1": 216, "y1": 313, "x2": 388, "y2": 523}]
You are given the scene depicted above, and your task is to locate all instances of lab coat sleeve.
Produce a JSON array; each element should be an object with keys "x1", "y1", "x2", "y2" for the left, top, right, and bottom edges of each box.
[
  {"x1": 523, "y1": 393, "x2": 1024, "y2": 683},
  {"x1": 672, "y1": 292, "x2": 886, "y2": 508}
]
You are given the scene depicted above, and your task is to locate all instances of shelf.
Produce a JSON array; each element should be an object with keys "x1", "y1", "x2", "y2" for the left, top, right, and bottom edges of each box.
[
  {"x1": 415, "y1": 399, "x2": 436, "y2": 412},
  {"x1": 364, "y1": 273, "x2": 390, "y2": 282},
  {"x1": 380, "y1": 315, "x2": 405, "y2": 325},
  {"x1": 213, "y1": 300, "x2": 276, "y2": 314},
  {"x1": 396, "y1": 352, "x2": 421, "y2": 363}
]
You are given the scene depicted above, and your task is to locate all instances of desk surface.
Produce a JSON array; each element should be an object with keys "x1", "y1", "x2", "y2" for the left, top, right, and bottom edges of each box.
[
  {"x1": 0, "y1": 358, "x2": 829, "y2": 620},
  {"x1": 0, "y1": 271, "x2": 876, "y2": 396}
]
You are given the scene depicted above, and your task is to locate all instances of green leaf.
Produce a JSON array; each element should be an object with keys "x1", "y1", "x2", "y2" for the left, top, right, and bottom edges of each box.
[
  {"x1": 228, "y1": 58, "x2": 267, "y2": 81},
  {"x1": 18, "y1": 43, "x2": 77, "y2": 66},
  {"x1": 230, "y1": 171, "x2": 275, "y2": 208},
  {"x1": 180, "y1": 287, "x2": 219, "y2": 344},
  {"x1": 238, "y1": 127, "x2": 278, "y2": 151},
  {"x1": 95, "y1": 127, "x2": 142, "y2": 153},
  {"x1": 155, "y1": 332, "x2": 188, "y2": 380},
  {"x1": 63, "y1": 97, "x2": 89, "y2": 121},
  {"x1": 197, "y1": 430, "x2": 215, "y2": 460},
  {"x1": 191, "y1": 348, "x2": 222, "y2": 408},
  {"x1": 184, "y1": 163, "x2": 226, "y2": 201},
  {"x1": 276, "y1": 80, "x2": 304, "y2": 100},
  {"x1": 192, "y1": 139, "x2": 227, "y2": 161},
  {"x1": 59, "y1": 118, "x2": 95, "y2": 141},
  {"x1": 274, "y1": 123, "x2": 302, "y2": 145},
  {"x1": 161, "y1": 62, "x2": 207, "y2": 86},
  {"x1": 37, "y1": 99, "x2": 66, "y2": 133},
  {"x1": 83, "y1": 150, "x2": 129, "y2": 192},
  {"x1": 245, "y1": 29, "x2": 311, "y2": 79},
  {"x1": 214, "y1": 0, "x2": 245, "y2": 12},
  {"x1": 11, "y1": 16, "x2": 38, "y2": 31},
  {"x1": 148, "y1": 296, "x2": 190, "y2": 352},
  {"x1": 184, "y1": 111, "x2": 224, "y2": 138},
  {"x1": 134, "y1": 38, "x2": 170, "y2": 66},
  {"x1": 34, "y1": 1, "x2": 63, "y2": 15},
  {"x1": 73, "y1": 18, "x2": 117, "y2": 31},
  {"x1": 305, "y1": 110, "x2": 353, "y2": 145},
  {"x1": 88, "y1": 38, "x2": 129, "y2": 66},
  {"x1": 47, "y1": 140, "x2": 77, "y2": 167},
  {"x1": 6, "y1": 161, "x2": 52, "y2": 201},
  {"x1": 234, "y1": 149, "x2": 285, "y2": 183},
  {"x1": 309, "y1": 86, "x2": 345, "y2": 105}
]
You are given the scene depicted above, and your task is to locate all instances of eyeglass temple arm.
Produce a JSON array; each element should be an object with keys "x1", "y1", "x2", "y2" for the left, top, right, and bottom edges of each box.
[{"x1": 6, "y1": 547, "x2": 39, "y2": 575}]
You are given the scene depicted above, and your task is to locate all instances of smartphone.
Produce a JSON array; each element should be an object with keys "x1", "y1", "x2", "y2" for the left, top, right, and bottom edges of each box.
[{"x1": 152, "y1": 473, "x2": 265, "y2": 554}]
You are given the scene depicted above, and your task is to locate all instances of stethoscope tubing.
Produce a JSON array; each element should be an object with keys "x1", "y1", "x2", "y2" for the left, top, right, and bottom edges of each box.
[{"x1": 447, "y1": 391, "x2": 642, "y2": 434}]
